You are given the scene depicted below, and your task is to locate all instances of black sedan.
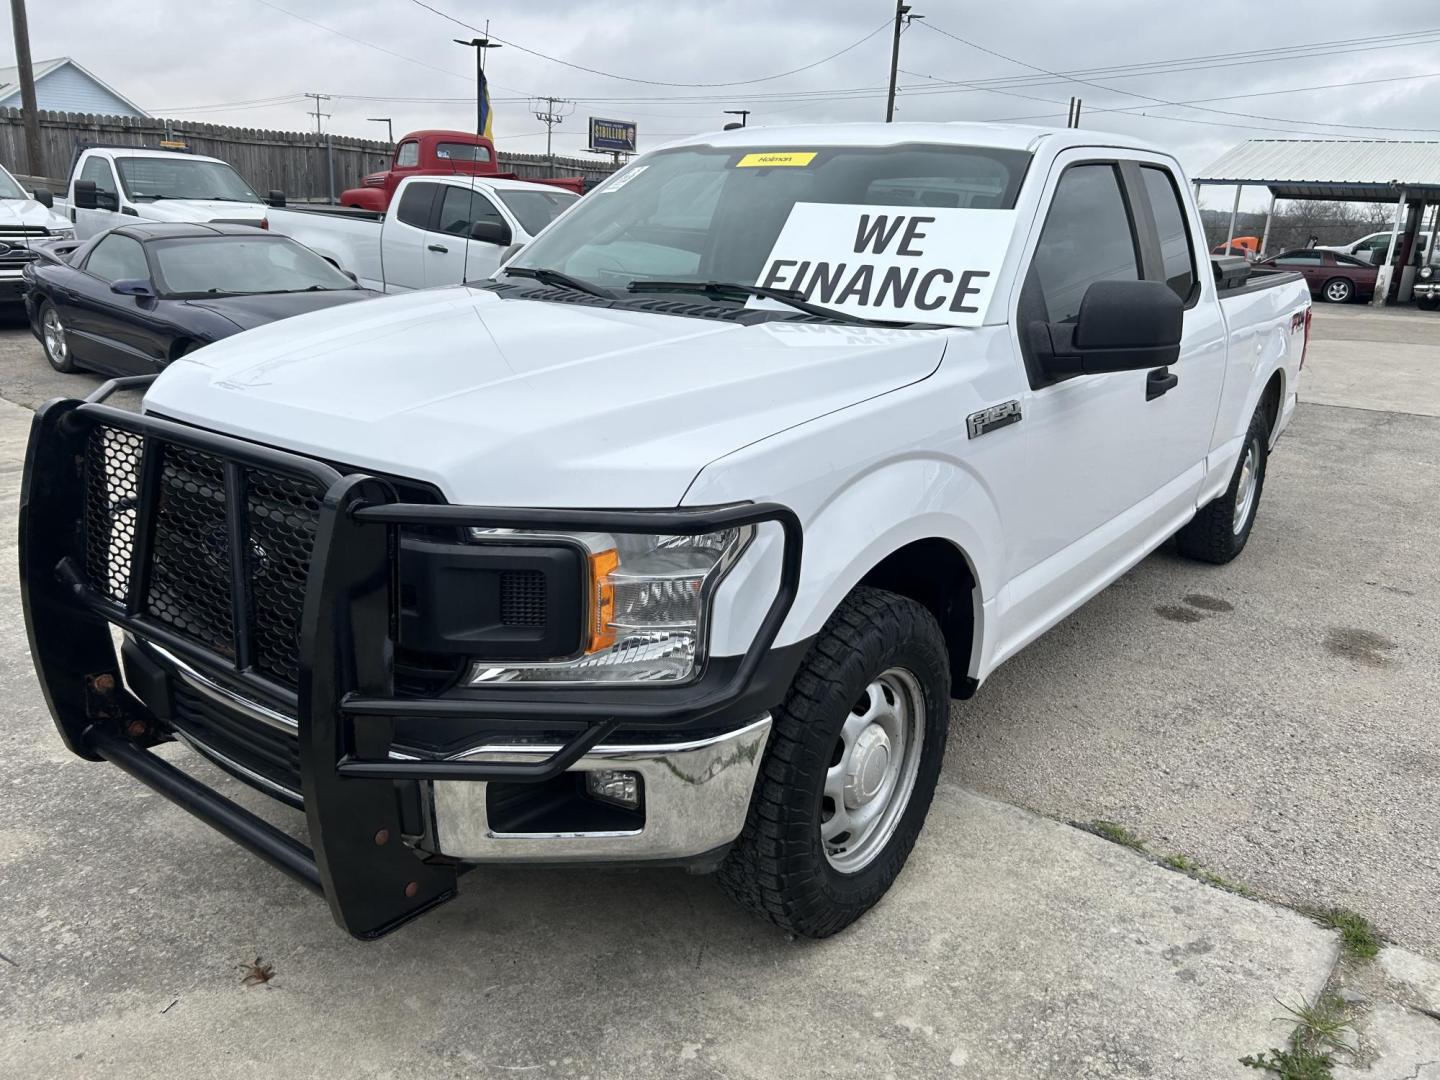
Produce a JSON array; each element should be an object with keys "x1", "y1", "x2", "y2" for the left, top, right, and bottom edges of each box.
[{"x1": 24, "y1": 222, "x2": 379, "y2": 375}]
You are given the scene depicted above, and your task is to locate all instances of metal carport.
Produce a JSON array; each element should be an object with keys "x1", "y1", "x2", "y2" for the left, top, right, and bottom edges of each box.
[{"x1": 1194, "y1": 139, "x2": 1440, "y2": 305}]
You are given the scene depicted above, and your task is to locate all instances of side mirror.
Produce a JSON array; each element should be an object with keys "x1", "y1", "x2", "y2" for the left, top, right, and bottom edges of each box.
[
  {"x1": 33, "y1": 187, "x2": 54, "y2": 208},
  {"x1": 499, "y1": 242, "x2": 525, "y2": 265},
  {"x1": 1028, "y1": 280, "x2": 1181, "y2": 380},
  {"x1": 267, "y1": 189, "x2": 287, "y2": 208},
  {"x1": 110, "y1": 278, "x2": 155, "y2": 298},
  {"x1": 342, "y1": 269, "x2": 358, "y2": 283},
  {"x1": 73, "y1": 179, "x2": 99, "y2": 210},
  {"x1": 470, "y1": 220, "x2": 512, "y2": 246}
]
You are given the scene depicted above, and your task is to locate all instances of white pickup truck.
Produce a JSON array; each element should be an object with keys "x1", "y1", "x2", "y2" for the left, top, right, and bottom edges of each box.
[
  {"x1": 264, "y1": 175, "x2": 579, "y2": 292},
  {"x1": 22, "y1": 123, "x2": 1309, "y2": 941},
  {"x1": 58, "y1": 145, "x2": 268, "y2": 240},
  {"x1": 0, "y1": 162, "x2": 74, "y2": 306}
]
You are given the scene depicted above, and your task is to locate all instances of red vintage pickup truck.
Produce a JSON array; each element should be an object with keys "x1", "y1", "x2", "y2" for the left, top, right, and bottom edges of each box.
[{"x1": 340, "y1": 129, "x2": 585, "y2": 211}]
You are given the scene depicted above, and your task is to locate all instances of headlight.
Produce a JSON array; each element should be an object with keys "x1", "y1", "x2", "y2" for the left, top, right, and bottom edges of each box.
[
  {"x1": 466, "y1": 526, "x2": 753, "y2": 685},
  {"x1": 1421, "y1": 266, "x2": 1434, "y2": 280},
  {"x1": 48, "y1": 228, "x2": 76, "y2": 241}
]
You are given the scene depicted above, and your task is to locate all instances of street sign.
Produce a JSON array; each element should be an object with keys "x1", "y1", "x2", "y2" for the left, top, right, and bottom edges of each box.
[{"x1": 588, "y1": 117, "x2": 638, "y2": 155}]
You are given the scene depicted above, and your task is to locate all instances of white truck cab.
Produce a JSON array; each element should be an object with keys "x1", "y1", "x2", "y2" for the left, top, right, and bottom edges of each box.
[
  {"x1": 22, "y1": 123, "x2": 1310, "y2": 942},
  {"x1": 59, "y1": 146, "x2": 267, "y2": 240},
  {"x1": 264, "y1": 174, "x2": 579, "y2": 292}
]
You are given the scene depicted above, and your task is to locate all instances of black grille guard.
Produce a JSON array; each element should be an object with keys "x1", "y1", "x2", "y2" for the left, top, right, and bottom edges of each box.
[{"x1": 19, "y1": 375, "x2": 802, "y2": 938}]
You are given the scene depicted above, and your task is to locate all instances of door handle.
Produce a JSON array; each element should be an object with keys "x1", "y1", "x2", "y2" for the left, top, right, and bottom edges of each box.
[
  {"x1": 427, "y1": 243, "x2": 449, "y2": 253},
  {"x1": 1146, "y1": 367, "x2": 1179, "y2": 400}
]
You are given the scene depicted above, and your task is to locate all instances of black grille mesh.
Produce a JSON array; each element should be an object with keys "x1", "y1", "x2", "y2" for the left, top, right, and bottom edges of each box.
[
  {"x1": 84, "y1": 427, "x2": 143, "y2": 603},
  {"x1": 246, "y1": 471, "x2": 324, "y2": 686},
  {"x1": 146, "y1": 445, "x2": 234, "y2": 655},
  {"x1": 83, "y1": 427, "x2": 327, "y2": 687},
  {"x1": 500, "y1": 569, "x2": 547, "y2": 627}
]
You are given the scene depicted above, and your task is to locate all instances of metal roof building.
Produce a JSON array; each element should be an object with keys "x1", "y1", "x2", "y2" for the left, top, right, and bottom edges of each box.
[{"x1": 1194, "y1": 139, "x2": 1440, "y2": 305}]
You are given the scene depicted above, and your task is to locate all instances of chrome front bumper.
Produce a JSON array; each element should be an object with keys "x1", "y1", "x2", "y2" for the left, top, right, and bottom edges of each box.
[
  {"x1": 155, "y1": 640, "x2": 769, "y2": 865},
  {"x1": 428, "y1": 717, "x2": 771, "y2": 862}
]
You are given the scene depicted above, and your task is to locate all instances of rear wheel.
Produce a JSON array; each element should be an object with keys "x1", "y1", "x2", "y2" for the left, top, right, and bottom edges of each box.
[
  {"x1": 718, "y1": 587, "x2": 950, "y2": 938},
  {"x1": 1322, "y1": 277, "x2": 1354, "y2": 303},
  {"x1": 1176, "y1": 404, "x2": 1269, "y2": 565},
  {"x1": 39, "y1": 302, "x2": 77, "y2": 373}
]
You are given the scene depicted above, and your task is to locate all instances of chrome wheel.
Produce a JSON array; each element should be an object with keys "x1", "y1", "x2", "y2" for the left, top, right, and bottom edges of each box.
[
  {"x1": 1233, "y1": 442, "x2": 1258, "y2": 534},
  {"x1": 1324, "y1": 279, "x2": 1352, "y2": 303},
  {"x1": 41, "y1": 306, "x2": 68, "y2": 368},
  {"x1": 822, "y1": 666, "x2": 925, "y2": 874}
]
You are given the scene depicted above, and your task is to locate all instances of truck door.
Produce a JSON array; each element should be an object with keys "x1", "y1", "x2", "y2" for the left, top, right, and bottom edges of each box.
[
  {"x1": 426, "y1": 184, "x2": 510, "y2": 286},
  {"x1": 996, "y1": 154, "x2": 1223, "y2": 652},
  {"x1": 381, "y1": 180, "x2": 440, "y2": 292},
  {"x1": 71, "y1": 156, "x2": 125, "y2": 241}
]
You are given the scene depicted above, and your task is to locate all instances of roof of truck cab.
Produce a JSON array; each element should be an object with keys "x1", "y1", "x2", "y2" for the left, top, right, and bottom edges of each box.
[
  {"x1": 91, "y1": 147, "x2": 231, "y2": 166},
  {"x1": 658, "y1": 122, "x2": 1169, "y2": 156},
  {"x1": 426, "y1": 176, "x2": 581, "y2": 195}
]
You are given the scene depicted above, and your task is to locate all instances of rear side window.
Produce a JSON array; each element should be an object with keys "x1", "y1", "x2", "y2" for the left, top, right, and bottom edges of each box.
[
  {"x1": 1025, "y1": 163, "x2": 1140, "y2": 324},
  {"x1": 396, "y1": 182, "x2": 438, "y2": 229},
  {"x1": 395, "y1": 141, "x2": 420, "y2": 168},
  {"x1": 1275, "y1": 252, "x2": 1324, "y2": 265},
  {"x1": 436, "y1": 142, "x2": 492, "y2": 164},
  {"x1": 1139, "y1": 166, "x2": 1196, "y2": 302}
]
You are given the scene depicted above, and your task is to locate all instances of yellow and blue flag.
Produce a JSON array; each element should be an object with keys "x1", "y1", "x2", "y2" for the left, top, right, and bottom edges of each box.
[{"x1": 478, "y1": 67, "x2": 493, "y2": 140}]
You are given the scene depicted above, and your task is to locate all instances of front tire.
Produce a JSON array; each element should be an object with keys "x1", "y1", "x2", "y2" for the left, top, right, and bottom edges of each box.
[
  {"x1": 1176, "y1": 404, "x2": 1269, "y2": 564},
  {"x1": 718, "y1": 587, "x2": 950, "y2": 938},
  {"x1": 38, "y1": 301, "x2": 77, "y2": 373},
  {"x1": 1322, "y1": 277, "x2": 1354, "y2": 303},
  {"x1": 1417, "y1": 297, "x2": 1438, "y2": 312}
]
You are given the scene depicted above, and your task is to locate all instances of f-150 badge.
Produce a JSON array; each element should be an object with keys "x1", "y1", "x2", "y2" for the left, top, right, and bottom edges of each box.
[{"x1": 967, "y1": 400, "x2": 1022, "y2": 439}]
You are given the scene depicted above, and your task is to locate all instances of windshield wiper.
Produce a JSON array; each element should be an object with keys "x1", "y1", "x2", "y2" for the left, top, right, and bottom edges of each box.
[
  {"x1": 624, "y1": 279, "x2": 922, "y2": 327},
  {"x1": 501, "y1": 265, "x2": 612, "y2": 299}
]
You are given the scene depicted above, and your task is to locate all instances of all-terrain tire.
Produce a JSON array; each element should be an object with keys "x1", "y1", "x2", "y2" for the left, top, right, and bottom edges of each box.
[
  {"x1": 1176, "y1": 404, "x2": 1270, "y2": 564},
  {"x1": 717, "y1": 587, "x2": 951, "y2": 938}
]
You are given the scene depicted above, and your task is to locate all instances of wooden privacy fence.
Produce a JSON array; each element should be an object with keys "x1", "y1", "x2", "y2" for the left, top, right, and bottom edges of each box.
[{"x1": 0, "y1": 108, "x2": 619, "y2": 198}]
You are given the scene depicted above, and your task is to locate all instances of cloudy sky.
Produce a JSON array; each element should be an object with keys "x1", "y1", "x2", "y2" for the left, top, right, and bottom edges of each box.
[{"x1": 11, "y1": 0, "x2": 1440, "y2": 211}]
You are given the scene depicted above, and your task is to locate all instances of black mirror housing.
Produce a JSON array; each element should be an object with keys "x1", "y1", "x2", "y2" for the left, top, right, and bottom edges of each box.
[
  {"x1": 109, "y1": 278, "x2": 154, "y2": 298},
  {"x1": 33, "y1": 187, "x2": 54, "y2": 208},
  {"x1": 73, "y1": 179, "x2": 99, "y2": 211},
  {"x1": 267, "y1": 189, "x2": 287, "y2": 208},
  {"x1": 470, "y1": 220, "x2": 512, "y2": 246},
  {"x1": 1031, "y1": 280, "x2": 1182, "y2": 379}
]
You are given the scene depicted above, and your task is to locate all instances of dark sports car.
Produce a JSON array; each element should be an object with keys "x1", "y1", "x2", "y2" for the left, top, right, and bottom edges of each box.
[
  {"x1": 24, "y1": 222, "x2": 380, "y2": 375},
  {"x1": 1254, "y1": 248, "x2": 1378, "y2": 304}
]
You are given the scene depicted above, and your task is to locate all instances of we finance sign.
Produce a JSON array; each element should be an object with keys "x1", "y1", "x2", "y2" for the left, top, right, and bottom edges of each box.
[{"x1": 757, "y1": 203, "x2": 1017, "y2": 327}]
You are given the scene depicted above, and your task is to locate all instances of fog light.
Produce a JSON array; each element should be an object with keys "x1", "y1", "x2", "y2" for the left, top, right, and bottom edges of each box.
[{"x1": 586, "y1": 769, "x2": 640, "y2": 809}]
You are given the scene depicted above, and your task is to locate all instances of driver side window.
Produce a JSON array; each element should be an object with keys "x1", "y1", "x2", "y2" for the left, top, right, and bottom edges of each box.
[
  {"x1": 1024, "y1": 163, "x2": 1141, "y2": 325},
  {"x1": 79, "y1": 156, "x2": 120, "y2": 210},
  {"x1": 86, "y1": 234, "x2": 149, "y2": 283}
]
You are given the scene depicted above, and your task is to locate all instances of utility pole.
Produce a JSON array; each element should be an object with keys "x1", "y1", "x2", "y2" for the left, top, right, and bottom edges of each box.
[
  {"x1": 367, "y1": 117, "x2": 394, "y2": 143},
  {"x1": 1066, "y1": 97, "x2": 1083, "y2": 128},
  {"x1": 304, "y1": 92, "x2": 332, "y2": 135},
  {"x1": 723, "y1": 109, "x2": 751, "y2": 129},
  {"x1": 531, "y1": 96, "x2": 573, "y2": 176},
  {"x1": 885, "y1": 1, "x2": 921, "y2": 122},
  {"x1": 454, "y1": 30, "x2": 502, "y2": 139},
  {"x1": 8, "y1": 0, "x2": 44, "y2": 177}
]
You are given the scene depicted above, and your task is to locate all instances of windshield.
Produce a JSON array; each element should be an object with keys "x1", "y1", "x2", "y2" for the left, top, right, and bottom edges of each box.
[
  {"x1": 115, "y1": 156, "x2": 262, "y2": 203},
  {"x1": 149, "y1": 236, "x2": 358, "y2": 297},
  {"x1": 510, "y1": 143, "x2": 1030, "y2": 290},
  {"x1": 0, "y1": 167, "x2": 29, "y2": 200},
  {"x1": 497, "y1": 189, "x2": 578, "y2": 236}
]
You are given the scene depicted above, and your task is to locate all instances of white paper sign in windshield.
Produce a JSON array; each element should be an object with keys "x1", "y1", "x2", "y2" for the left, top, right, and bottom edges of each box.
[{"x1": 756, "y1": 203, "x2": 1017, "y2": 327}]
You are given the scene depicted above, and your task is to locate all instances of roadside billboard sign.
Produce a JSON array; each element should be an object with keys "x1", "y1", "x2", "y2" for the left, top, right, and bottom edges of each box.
[{"x1": 588, "y1": 118, "x2": 638, "y2": 155}]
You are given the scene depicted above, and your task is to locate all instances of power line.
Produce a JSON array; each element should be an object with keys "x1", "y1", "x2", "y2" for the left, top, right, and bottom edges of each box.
[{"x1": 407, "y1": 0, "x2": 893, "y2": 89}]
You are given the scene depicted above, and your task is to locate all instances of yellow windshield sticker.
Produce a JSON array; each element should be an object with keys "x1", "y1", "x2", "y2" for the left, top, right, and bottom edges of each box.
[{"x1": 736, "y1": 151, "x2": 817, "y2": 168}]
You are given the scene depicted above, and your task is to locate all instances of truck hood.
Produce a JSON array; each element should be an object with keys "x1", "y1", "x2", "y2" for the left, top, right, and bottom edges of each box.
[
  {"x1": 145, "y1": 286, "x2": 947, "y2": 507},
  {"x1": 0, "y1": 196, "x2": 70, "y2": 234},
  {"x1": 135, "y1": 199, "x2": 266, "y2": 225}
]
